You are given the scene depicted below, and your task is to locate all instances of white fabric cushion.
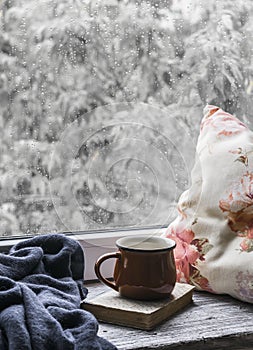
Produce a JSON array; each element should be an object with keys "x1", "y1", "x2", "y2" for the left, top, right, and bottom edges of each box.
[{"x1": 165, "y1": 105, "x2": 253, "y2": 302}]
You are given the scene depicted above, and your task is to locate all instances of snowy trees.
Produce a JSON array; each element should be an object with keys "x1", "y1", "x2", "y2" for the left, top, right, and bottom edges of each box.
[{"x1": 0, "y1": 0, "x2": 252, "y2": 236}]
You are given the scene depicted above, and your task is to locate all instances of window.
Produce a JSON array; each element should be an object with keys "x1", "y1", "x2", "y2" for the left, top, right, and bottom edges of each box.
[{"x1": 0, "y1": 0, "x2": 252, "y2": 242}]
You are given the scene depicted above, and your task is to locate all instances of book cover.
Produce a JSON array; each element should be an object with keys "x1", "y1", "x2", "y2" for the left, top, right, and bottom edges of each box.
[{"x1": 81, "y1": 283, "x2": 194, "y2": 330}]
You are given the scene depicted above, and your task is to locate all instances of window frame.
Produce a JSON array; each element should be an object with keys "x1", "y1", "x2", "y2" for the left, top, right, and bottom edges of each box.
[{"x1": 0, "y1": 225, "x2": 167, "y2": 280}]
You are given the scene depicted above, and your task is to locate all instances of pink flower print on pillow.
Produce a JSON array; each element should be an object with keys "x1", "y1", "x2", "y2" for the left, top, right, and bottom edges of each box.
[
  {"x1": 169, "y1": 226, "x2": 199, "y2": 282},
  {"x1": 219, "y1": 172, "x2": 253, "y2": 252},
  {"x1": 201, "y1": 105, "x2": 247, "y2": 136},
  {"x1": 166, "y1": 223, "x2": 213, "y2": 291}
]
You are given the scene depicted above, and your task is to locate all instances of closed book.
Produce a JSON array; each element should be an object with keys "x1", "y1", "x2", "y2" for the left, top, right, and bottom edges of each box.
[{"x1": 81, "y1": 283, "x2": 194, "y2": 330}]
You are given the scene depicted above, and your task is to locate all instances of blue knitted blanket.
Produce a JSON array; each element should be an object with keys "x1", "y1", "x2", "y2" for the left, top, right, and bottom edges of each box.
[{"x1": 0, "y1": 234, "x2": 117, "y2": 350}]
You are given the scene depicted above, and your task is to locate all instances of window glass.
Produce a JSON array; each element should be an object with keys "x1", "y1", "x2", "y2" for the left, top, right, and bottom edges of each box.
[{"x1": 0, "y1": 0, "x2": 252, "y2": 236}]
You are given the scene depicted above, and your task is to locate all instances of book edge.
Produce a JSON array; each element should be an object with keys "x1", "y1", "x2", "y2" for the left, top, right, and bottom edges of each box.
[{"x1": 82, "y1": 288, "x2": 194, "y2": 330}]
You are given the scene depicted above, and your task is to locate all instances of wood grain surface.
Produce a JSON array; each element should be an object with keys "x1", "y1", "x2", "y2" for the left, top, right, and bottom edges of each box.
[{"x1": 85, "y1": 282, "x2": 253, "y2": 350}]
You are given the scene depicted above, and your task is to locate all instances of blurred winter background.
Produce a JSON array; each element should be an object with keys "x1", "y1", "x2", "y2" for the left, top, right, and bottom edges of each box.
[{"x1": 0, "y1": 0, "x2": 253, "y2": 237}]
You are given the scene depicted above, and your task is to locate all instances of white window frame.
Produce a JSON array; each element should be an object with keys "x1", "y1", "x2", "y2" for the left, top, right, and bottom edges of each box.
[{"x1": 0, "y1": 225, "x2": 167, "y2": 281}]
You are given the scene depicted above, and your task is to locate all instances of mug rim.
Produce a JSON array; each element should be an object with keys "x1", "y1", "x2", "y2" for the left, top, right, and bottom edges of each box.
[{"x1": 116, "y1": 235, "x2": 176, "y2": 253}]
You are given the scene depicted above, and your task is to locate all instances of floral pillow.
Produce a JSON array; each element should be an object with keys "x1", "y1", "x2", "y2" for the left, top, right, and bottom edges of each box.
[{"x1": 165, "y1": 105, "x2": 253, "y2": 303}]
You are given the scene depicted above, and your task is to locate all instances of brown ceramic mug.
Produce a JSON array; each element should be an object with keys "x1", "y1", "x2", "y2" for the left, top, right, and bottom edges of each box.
[{"x1": 95, "y1": 235, "x2": 176, "y2": 300}]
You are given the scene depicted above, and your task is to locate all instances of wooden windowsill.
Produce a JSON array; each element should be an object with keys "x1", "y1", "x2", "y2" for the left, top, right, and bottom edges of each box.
[{"x1": 85, "y1": 282, "x2": 253, "y2": 350}]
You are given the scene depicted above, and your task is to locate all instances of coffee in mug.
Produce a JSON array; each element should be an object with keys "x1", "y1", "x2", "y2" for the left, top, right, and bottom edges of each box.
[{"x1": 95, "y1": 235, "x2": 176, "y2": 300}]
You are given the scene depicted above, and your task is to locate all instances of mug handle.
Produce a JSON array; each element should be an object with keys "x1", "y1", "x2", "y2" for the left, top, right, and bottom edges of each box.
[{"x1": 94, "y1": 252, "x2": 121, "y2": 292}]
